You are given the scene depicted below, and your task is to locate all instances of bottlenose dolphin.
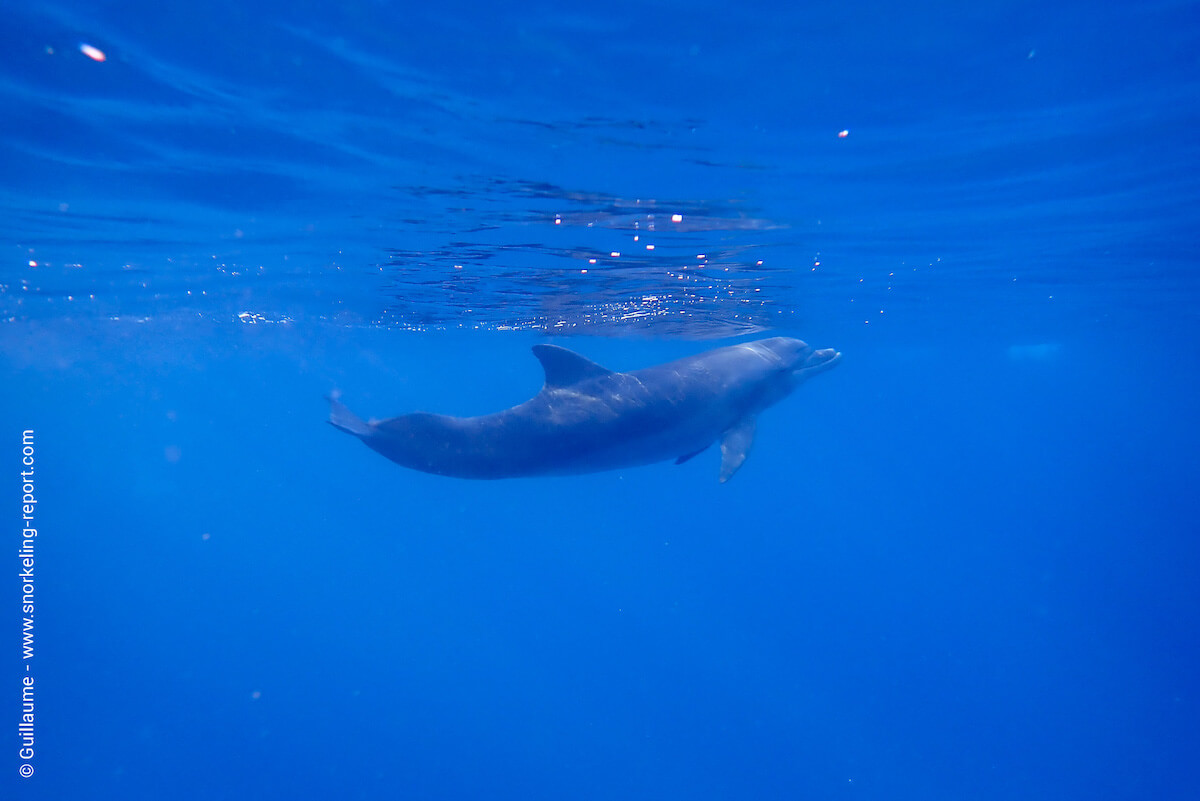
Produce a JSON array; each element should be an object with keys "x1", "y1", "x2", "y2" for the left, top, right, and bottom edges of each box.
[{"x1": 328, "y1": 337, "x2": 840, "y2": 482}]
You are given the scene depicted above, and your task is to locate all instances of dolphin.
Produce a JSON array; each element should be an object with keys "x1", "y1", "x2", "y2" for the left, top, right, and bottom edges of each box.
[{"x1": 328, "y1": 337, "x2": 840, "y2": 482}]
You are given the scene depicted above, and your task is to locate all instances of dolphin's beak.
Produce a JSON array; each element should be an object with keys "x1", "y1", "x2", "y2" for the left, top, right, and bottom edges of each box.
[{"x1": 797, "y1": 347, "x2": 841, "y2": 376}]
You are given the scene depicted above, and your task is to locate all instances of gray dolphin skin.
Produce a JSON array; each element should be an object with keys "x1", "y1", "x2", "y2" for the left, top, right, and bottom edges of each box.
[{"x1": 328, "y1": 337, "x2": 840, "y2": 482}]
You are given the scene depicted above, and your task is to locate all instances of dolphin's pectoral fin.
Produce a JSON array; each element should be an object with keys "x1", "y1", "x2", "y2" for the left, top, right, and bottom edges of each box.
[
  {"x1": 532, "y1": 344, "x2": 615, "y2": 388},
  {"x1": 675, "y1": 444, "x2": 711, "y2": 465},
  {"x1": 718, "y1": 417, "x2": 757, "y2": 483}
]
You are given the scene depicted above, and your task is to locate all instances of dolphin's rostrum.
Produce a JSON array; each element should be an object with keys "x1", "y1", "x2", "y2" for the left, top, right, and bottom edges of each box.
[{"x1": 329, "y1": 337, "x2": 840, "y2": 482}]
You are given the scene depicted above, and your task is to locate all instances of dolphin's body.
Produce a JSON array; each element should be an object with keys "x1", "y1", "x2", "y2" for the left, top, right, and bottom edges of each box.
[{"x1": 329, "y1": 337, "x2": 840, "y2": 482}]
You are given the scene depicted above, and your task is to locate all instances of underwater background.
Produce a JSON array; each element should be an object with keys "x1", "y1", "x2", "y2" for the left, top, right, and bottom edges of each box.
[{"x1": 3, "y1": 0, "x2": 1199, "y2": 798}]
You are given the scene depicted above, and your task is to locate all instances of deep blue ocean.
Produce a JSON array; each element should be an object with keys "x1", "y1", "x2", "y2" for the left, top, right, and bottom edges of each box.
[{"x1": 3, "y1": 1, "x2": 1199, "y2": 799}]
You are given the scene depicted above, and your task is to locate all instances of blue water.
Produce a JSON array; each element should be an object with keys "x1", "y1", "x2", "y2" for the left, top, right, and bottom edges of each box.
[{"x1": 3, "y1": 1, "x2": 1199, "y2": 799}]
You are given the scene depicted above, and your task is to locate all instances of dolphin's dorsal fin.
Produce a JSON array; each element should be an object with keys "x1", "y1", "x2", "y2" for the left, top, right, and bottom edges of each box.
[
  {"x1": 532, "y1": 344, "x2": 614, "y2": 388},
  {"x1": 719, "y1": 417, "x2": 757, "y2": 483}
]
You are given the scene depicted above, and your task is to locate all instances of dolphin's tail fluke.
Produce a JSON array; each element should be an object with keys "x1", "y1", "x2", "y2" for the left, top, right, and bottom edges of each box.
[{"x1": 327, "y1": 393, "x2": 372, "y2": 438}]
